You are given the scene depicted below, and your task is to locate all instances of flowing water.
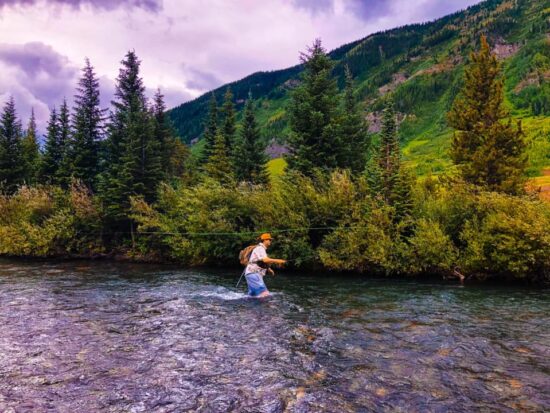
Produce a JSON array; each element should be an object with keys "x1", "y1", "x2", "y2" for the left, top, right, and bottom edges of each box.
[{"x1": 0, "y1": 259, "x2": 548, "y2": 412}]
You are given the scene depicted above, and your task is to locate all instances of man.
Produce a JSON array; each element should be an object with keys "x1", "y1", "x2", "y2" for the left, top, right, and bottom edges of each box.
[{"x1": 245, "y1": 233, "x2": 286, "y2": 297}]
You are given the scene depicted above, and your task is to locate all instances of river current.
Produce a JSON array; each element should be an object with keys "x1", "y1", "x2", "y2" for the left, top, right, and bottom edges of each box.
[{"x1": 0, "y1": 260, "x2": 548, "y2": 412}]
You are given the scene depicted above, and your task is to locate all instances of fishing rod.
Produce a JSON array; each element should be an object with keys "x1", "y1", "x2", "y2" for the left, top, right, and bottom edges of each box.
[{"x1": 235, "y1": 268, "x2": 246, "y2": 289}]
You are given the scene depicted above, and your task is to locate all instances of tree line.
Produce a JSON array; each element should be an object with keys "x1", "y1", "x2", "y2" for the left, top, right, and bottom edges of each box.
[
  {"x1": 0, "y1": 51, "x2": 271, "y2": 226},
  {"x1": 0, "y1": 37, "x2": 546, "y2": 282}
]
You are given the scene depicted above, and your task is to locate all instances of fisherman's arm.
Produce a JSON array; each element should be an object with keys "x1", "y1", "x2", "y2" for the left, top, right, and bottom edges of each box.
[{"x1": 262, "y1": 257, "x2": 286, "y2": 266}]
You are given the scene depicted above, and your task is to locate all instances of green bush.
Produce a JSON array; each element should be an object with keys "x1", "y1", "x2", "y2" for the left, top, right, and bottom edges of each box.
[
  {"x1": 459, "y1": 192, "x2": 550, "y2": 280},
  {"x1": 1, "y1": 172, "x2": 548, "y2": 283},
  {"x1": 0, "y1": 183, "x2": 103, "y2": 256}
]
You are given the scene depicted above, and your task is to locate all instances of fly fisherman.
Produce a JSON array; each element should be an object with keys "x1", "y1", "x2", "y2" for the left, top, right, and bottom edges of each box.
[{"x1": 244, "y1": 233, "x2": 286, "y2": 297}]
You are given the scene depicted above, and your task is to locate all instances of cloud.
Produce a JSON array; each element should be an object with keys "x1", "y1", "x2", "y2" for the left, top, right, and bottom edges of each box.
[
  {"x1": 290, "y1": 0, "x2": 480, "y2": 23},
  {"x1": 292, "y1": 0, "x2": 334, "y2": 15},
  {"x1": 0, "y1": 0, "x2": 483, "y2": 129},
  {"x1": 0, "y1": 0, "x2": 162, "y2": 12},
  {"x1": 0, "y1": 42, "x2": 192, "y2": 133},
  {"x1": 183, "y1": 66, "x2": 223, "y2": 91},
  {"x1": 158, "y1": 86, "x2": 193, "y2": 110},
  {"x1": 342, "y1": 0, "x2": 482, "y2": 23},
  {"x1": 344, "y1": 0, "x2": 392, "y2": 22},
  {"x1": 0, "y1": 42, "x2": 79, "y2": 132}
]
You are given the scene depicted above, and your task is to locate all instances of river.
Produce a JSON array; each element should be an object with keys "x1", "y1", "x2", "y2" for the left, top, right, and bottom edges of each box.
[{"x1": 0, "y1": 259, "x2": 548, "y2": 412}]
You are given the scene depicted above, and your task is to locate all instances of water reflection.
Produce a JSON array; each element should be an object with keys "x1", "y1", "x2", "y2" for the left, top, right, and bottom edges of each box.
[{"x1": 0, "y1": 260, "x2": 548, "y2": 412}]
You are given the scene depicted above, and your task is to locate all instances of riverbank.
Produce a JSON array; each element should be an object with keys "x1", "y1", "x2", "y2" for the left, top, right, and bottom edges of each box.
[
  {"x1": 1, "y1": 175, "x2": 549, "y2": 284},
  {"x1": 1, "y1": 255, "x2": 548, "y2": 289}
]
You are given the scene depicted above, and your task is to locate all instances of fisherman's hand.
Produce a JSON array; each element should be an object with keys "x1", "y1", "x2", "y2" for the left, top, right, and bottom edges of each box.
[
  {"x1": 267, "y1": 268, "x2": 275, "y2": 276},
  {"x1": 277, "y1": 259, "x2": 287, "y2": 267}
]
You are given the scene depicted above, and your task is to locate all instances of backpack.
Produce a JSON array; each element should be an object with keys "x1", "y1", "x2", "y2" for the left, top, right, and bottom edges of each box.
[{"x1": 239, "y1": 245, "x2": 257, "y2": 266}]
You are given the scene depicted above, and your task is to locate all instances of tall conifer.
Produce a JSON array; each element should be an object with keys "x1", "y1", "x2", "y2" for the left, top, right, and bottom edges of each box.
[
  {"x1": 21, "y1": 109, "x2": 40, "y2": 185},
  {"x1": 40, "y1": 107, "x2": 61, "y2": 184},
  {"x1": 151, "y1": 89, "x2": 190, "y2": 179},
  {"x1": 339, "y1": 66, "x2": 370, "y2": 174},
  {"x1": 234, "y1": 97, "x2": 269, "y2": 185},
  {"x1": 204, "y1": 130, "x2": 235, "y2": 185},
  {"x1": 57, "y1": 98, "x2": 72, "y2": 187},
  {"x1": 286, "y1": 39, "x2": 342, "y2": 176},
  {"x1": 221, "y1": 87, "x2": 236, "y2": 152},
  {"x1": 71, "y1": 58, "x2": 104, "y2": 189},
  {"x1": 367, "y1": 97, "x2": 412, "y2": 220},
  {"x1": 99, "y1": 51, "x2": 162, "y2": 221},
  {"x1": 448, "y1": 36, "x2": 527, "y2": 194},
  {"x1": 202, "y1": 93, "x2": 218, "y2": 162},
  {"x1": 0, "y1": 97, "x2": 24, "y2": 193}
]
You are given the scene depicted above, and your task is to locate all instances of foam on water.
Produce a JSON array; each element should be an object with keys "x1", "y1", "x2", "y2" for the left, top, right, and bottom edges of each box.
[{"x1": 190, "y1": 286, "x2": 249, "y2": 300}]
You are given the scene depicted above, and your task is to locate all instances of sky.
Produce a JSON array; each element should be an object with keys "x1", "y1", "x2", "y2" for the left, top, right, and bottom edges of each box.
[{"x1": 0, "y1": 0, "x2": 482, "y2": 131}]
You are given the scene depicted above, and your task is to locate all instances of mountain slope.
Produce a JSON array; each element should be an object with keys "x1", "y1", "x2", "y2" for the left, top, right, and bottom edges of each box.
[{"x1": 168, "y1": 0, "x2": 550, "y2": 175}]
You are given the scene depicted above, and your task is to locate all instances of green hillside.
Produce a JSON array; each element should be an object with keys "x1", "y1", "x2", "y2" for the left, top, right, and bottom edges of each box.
[{"x1": 168, "y1": 0, "x2": 550, "y2": 176}]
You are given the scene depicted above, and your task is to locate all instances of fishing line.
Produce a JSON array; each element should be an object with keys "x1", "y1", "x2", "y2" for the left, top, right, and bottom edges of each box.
[{"x1": 72, "y1": 225, "x2": 365, "y2": 237}]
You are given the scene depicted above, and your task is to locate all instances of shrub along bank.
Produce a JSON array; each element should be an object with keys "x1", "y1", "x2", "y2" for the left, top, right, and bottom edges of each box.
[{"x1": 2, "y1": 173, "x2": 548, "y2": 284}]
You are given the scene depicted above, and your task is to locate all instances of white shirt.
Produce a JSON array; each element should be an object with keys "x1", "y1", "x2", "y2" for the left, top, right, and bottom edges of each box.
[{"x1": 245, "y1": 243, "x2": 268, "y2": 276}]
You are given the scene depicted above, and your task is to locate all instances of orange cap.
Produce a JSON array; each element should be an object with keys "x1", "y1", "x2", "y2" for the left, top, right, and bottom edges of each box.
[{"x1": 260, "y1": 233, "x2": 273, "y2": 241}]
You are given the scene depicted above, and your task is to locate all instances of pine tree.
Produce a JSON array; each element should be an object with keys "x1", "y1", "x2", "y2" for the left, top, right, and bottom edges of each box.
[
  {"x1": 367, "y1": 97, "x2": 412, "y2": 220},
  {"x1": 286, "y1": 39, "x2": 342, "y2": 176},
  {"x1": 202, "y1": 92, "x2": 218, "y2": 163},
  {"x1": 339, "y1": 66, "x2": 370, "y2": 174},
  {"x1": 57, "y1": 98, "x2": 72, "y2": 187},
  {"x1": 70, "y1": 58, "x2": 104, "y2": 189},
  {"x1": 152, "y1": 88, "x2": 170, "y2": 171},
  {"x1": 204, "y1": 131, "x2": 235, "y2": 185},
  {"x1": 448, "y1": 36, "x2": 527, "y2": 194},
  {"x1": 0, "y1": 97, "x2": 24, "y2": 193},
  {"x1": 167, "y1": 138, "x2": 190, "y2": 179},
  {"x1": 40, "y1": 107, "x2": 61, "y2": 184},
  {"x1": 371, "y1": 98, "x2": 401, "y2": 203},
  {"x1": 21, "y1": 108, "x2": 40, "y2": 185},
  {"x1": 151, "y1": 88, "x2": 187, "y2": 179},
  {"x1": 221, "y1": 87, "x2": 236, "y2": 153},
  {"x1": 234, "y1": 97, "x2": 269, "y2": 185},
  {"x1": 99, "y1": 51, "x2": 162, "y2": 221}
]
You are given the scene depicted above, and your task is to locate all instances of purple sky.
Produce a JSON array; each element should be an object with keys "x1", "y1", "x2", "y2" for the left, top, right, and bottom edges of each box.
[{"x1": 0, "y1": 0, "x2": 482, "y2": 131}]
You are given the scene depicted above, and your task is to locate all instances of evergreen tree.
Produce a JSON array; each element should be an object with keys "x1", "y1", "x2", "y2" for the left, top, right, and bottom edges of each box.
[
  {"x1": 152, "y1": 88, "x2": 170, "y2": 171},
  {"x1": 286, "y1": 39, "x2": 342, "y2": 176},
  {"x1": 57, "y1": 98, "x2": 72, "y2": 187},
  {"x1": 167, "y1": 138, "x2": 190, "y2": 179},
  {"x1": 220, "y1": 87, "x2": 236, "y2": 153},
  {"x1": 99, "y1": 51, "x2": 162, "y2": 221},
  {"x1": 70, "y1": 58, "x2": 104, "y2": 189},
  {"x1": 21, "y1": 108, "x2": 40, "y2": 185},
  {"x1": 204, "y1": 131, "x2": 235, "y2": 185},
  {"x1": 0, "y1": 97, "x2": 24, "y2": 193},
  {"x1": 202, "y1": 92, "x2": 218, "y2": 163},
  {"x1": 448, "y1": 36, "x2": 527, "y2": 194},
  {"x1": 367, "y1": 97, "x2": 412, "y2": 220},
  {"x1": 339, "y1": 66, "x2": 370, "y2": 174},
  {"x1": 40, "y1": 107, "x2": 61, "y2": 184},
  {"x1": 151, "y1": 88, "x2": 187, "y2": 179},
  {"x1": 234, "y1": 97, "x2": 269, "y2": 185}
]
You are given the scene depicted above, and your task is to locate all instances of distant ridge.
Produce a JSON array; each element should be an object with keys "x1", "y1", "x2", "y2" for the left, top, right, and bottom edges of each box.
[{"x1": 168, "y1": 0, "x2": 549, "y2": 175}]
